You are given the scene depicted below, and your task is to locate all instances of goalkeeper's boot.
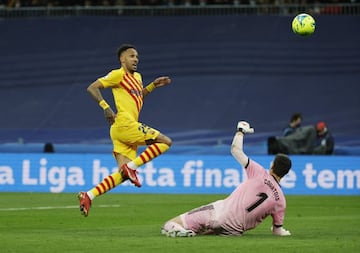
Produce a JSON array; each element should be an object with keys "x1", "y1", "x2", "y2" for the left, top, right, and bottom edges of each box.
[
  {"x1": 121, "y1": 164, "x2": 141, "y2": 187},
  {"x1": 175, "y1": 230, "x2": 196, "y2": 237},
  {"x1": 161, "y1": 228, "x2": 196, "y2": 237},
  {"x1": 78, "y1": 192, "x2": 92, "y2": 217}
]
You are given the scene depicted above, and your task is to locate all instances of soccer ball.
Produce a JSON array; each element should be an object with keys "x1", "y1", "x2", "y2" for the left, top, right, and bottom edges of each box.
[{"x1": 292, "y1": 13, "x2": 316, "y2": 36}]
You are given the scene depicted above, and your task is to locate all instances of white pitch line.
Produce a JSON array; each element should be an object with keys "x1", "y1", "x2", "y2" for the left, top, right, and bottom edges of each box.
[{"x1": 0, "y1": 204, "x2": 121, "y2": 211}]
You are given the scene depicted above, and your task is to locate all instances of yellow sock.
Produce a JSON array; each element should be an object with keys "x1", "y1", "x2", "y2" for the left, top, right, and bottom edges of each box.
[
  {"x1": 89, "y1": 171, "x2": 124, "y2": 198},
  {"x1": 133, "y1": 143, "x2": 170, "y2": 167}
]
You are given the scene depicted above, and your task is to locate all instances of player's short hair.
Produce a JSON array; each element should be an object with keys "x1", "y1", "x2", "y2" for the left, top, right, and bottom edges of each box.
[
  {"x1": 272, "y1": 154, "x2": 292, "y2": 178},
  {"x1": 290, "y1": 113, "x2": 302, "y2": 123},
  {"x1": 117, "y1": 44, "x2": 136, "y2": 59}
]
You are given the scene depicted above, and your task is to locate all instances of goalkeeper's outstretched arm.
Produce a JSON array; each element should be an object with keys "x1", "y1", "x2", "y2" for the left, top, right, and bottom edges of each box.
[{"x1": 231, "y1": 121, "x2": 254, "y2": 168}]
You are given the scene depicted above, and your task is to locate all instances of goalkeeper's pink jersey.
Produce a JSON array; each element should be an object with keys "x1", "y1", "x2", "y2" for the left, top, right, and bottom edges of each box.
[
  {"x1": 218, "y1": 159, "x2": 286, "y2": 234},
  {"x1": 183, "y1": 159, "x2": 286, "y2": 235}
]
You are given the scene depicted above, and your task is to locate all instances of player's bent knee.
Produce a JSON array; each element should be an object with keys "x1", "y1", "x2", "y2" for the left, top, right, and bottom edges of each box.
[
  {"x1": 165, "y1": 136, "x2": 172, "y2": 147},
  {"x1": 157, "y1": 134, "x2": 172, "y2": 147}
]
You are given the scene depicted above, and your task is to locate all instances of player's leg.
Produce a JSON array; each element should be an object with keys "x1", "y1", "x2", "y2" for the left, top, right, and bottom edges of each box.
[
  {"x1": 122, "y1": 123, "x2": 172, "y2": 187},
  {"x1": 78, "y1": 155, "x2": 131, "y2": 217},
  {"x1": 173, "y1": 202, "x2": 220, "y2": 236},
  {"x1": 87, "y1": 151, "x2": 131, "y2": 195},
  {"x1": 162, "y1": 202, "x2": 218, "y2": 237},
  {"x1": 126, "y1": 132, "x2": 171, "y2": 168},
  {"x1": 77, "y1": 128, "x2": 135, "y2": 217}
]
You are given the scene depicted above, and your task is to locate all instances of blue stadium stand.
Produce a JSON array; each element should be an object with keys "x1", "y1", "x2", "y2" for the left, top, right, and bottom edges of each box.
[{"x1": 0, "y1": 16, "x2": 359, "y2": 156}]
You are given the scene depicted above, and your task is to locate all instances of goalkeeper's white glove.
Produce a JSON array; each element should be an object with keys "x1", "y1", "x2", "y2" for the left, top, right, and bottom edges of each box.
[
  {"x1": 271, "y1": 226, "x2": 291, "y2": 236},
  {"x1": 237, "y1": 121, "x2": 254, "y2": 134}
]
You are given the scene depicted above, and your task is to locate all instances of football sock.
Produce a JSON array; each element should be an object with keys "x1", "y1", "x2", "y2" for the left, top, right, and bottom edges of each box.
[
  {"x1": 130, "y1": 143, "x2": 170, "y2": 169},
  {"x1": 88, "y1": 171, "x2": 124, "y2": 199}
]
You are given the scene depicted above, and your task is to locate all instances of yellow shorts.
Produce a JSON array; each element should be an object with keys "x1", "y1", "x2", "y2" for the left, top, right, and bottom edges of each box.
[{"x1": 110, "y1": 113, "x2": 160, "y2": 160}]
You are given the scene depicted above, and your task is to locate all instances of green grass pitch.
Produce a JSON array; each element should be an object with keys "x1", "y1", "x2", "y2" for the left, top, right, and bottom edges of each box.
[{"x1": 0, "y1": 193, "x2": 359, "y2": 253}]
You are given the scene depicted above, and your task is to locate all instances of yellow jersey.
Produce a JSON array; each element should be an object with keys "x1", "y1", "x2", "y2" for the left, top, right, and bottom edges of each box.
[{"x1": 98, "y1": 68, "x2": 143, "y2": 121}]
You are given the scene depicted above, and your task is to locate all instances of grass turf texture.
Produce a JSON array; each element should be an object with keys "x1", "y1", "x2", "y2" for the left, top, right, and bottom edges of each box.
[{"x1": 0, "y1": 193, "x2": 359, "y2": 253}]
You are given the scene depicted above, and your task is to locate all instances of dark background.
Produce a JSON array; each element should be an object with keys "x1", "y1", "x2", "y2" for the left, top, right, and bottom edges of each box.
[{"x1": 0, "y1": 15, "x2": 359, "y2": 148}]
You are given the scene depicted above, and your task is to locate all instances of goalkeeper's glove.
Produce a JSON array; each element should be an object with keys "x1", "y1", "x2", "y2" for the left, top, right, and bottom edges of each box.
[
  {"x1": 271, "y1": 226, "x2": 291, "y2": 236},
  {"x1": 237, "y1": 121, "x2": 254, "y2": 134}
]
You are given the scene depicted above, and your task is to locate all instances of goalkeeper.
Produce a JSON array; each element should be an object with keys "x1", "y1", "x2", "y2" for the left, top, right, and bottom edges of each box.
[{"x1": 161, "y1": 121, "x2": 292, "y2": 237}]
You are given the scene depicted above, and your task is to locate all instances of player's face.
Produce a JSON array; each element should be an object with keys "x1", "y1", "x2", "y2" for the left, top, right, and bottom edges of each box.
[
  {"x1": 294, "y1": 118, "x2": 301, "y2": 127},
  {"x1": 121, "y1": 48, "x2": 139, "y2": 73}
]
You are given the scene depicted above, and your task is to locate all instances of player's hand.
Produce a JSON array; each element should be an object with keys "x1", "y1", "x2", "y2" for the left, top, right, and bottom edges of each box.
[
  {"x1": 271, "y1": 226, "x2": 291, "y2": 236},
  {"x1": 237, "y1": 121, "x2": 254, "y2": 134},
  {"x1": 153, "y1": 76, "x2": 171, "y2": 88},
  {"x1": 104, "y1": 108, "x2": 116, "y2": 125}
]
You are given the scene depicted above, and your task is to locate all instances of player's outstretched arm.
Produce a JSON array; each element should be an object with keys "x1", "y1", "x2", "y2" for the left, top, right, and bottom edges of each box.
[
  {"x1": 153, "y1": 76, "x2": 171, "y2": 88},
  {"x1": 143, "y1": 76, "x2": 171, "y2": 97},
  {"x1": 230, "y1": 121, "x2": 254, "y2": 168}
]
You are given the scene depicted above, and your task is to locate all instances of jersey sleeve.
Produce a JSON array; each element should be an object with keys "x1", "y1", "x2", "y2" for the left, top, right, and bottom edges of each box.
[
  {"x1": 98, "y1": 70, "x2": 122, "y2": 88},
  {"x1": 271, "y1": 205, "x2": 285, "y2": 226},
  {"x1": 271, "y1": 192, "x2": 287, "y2": 226},
  {"x1": 246, "y1": 159, "x2": 267, "y2": 179}
]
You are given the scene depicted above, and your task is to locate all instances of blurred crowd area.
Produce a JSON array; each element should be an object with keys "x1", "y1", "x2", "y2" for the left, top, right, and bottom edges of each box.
[{"x1": 1, "y1": 0, "x2": 357, "y2": 7}]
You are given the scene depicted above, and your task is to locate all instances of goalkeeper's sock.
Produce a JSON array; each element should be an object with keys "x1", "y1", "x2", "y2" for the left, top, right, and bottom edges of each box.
[{"x1": 87, "y1": 171, "x2": 124, "y2": 200}]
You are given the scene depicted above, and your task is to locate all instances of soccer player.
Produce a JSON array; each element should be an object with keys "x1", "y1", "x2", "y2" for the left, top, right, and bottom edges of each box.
[
  {"x1": 161, "y1": 121, "x2": 292, "y2": 237},
  {"x1": 78, "y1": 44, "x2": 172, "y2": 217}
]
